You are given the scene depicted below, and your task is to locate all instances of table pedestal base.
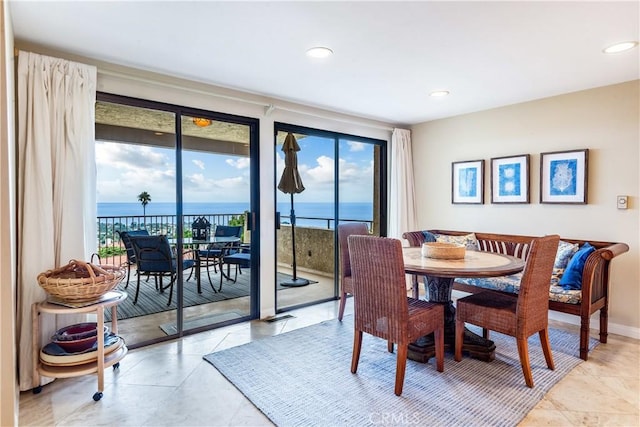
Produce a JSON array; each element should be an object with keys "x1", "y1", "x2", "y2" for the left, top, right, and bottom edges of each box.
[
  {"x1": 407, "y1": 275, "x2": 496, "y2": 363},
  {"x1": 407, "y1": 328, "x2": 496, "y2": 363}
]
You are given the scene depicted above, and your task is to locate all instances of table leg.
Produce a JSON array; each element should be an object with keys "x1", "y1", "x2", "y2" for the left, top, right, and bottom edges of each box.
[{"x1": 407, "y1": 275, "x2": 496, "y2": 363}]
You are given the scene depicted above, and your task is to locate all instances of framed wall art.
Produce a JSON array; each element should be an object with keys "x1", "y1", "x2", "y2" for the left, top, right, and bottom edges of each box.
[
  {"x1": 452, "y1": 159, "x2": 484, "y2": 204},
  {"x1": 491, "y1": 154, "x2": 530, "y2": 204},
  {"x1": 540, "y1": 149, "x2": 588, "y2": 204}
]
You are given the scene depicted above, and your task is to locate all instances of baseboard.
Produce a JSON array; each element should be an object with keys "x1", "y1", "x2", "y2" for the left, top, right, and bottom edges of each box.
[{"x1": 548, "y1": 311, "x2": 640, "y2": 340}]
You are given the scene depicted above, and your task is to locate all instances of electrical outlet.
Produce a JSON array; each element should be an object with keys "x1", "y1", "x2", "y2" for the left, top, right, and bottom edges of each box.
[{"x1": 617, "y1": 195, "x2": 628, "y2": 209}]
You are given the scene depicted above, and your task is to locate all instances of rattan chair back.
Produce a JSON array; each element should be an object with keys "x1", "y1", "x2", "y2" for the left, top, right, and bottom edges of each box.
[{"x1": 336, "y1": 222, "x2": 369, "y2": 321}]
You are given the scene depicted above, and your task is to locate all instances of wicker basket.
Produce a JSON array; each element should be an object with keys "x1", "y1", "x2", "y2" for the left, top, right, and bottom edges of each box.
[{"x1": 37, "y1": 259, "x2": 125, "y2": 303}]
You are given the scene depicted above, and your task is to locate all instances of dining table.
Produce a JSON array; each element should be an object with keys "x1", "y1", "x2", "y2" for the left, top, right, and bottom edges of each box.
[
  {"x1": 402, "y1": 246, "x2": 525, "y2": 362},
  {"x1": 169, "y1": 236, "x2": 241, "y2": 292}
]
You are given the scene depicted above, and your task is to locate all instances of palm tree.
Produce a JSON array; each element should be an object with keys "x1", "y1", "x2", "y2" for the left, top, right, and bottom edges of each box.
[{"x1": 137, "y1": 191, "x2": 151, "y2": 216}]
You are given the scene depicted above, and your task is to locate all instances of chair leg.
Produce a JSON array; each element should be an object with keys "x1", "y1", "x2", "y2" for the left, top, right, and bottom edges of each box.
[
  {"x1": 218, "y1": 264, "x2": 225, "y2": 292},
  {"x1": 394, "y1": 344, "x2": 408, "y2": 396},
  {"x1": 483, "y1": 328, "x2": 490, "y2": 339},
  {"x1": 207, "y1": 263, "x2": 218, "y2": 293},
  {"x1": 434, "y1": 325, "x2": 444, "y2": 372},
  {"x1": 387, "y1": 341, "x2": 394, "y2": 353},
  {"x1": 338, "y1": 291, "x2": 347, "y2": 321},
  {"x1": 124, "y1": 264, "x2": 131, "y2": 289},
  {"x1": 351, "y1": 330, "x2": 363, "y2": 374},
  {"x1": 516, "y1": 337, "x2": 534, "y2": 388},
  {"x1": 539, "y1": 328, "x2": 555, "y2": 370},
  {"x1": 133, "y1": 274, "x2": 141, "y2": 304},
  {"x1": 454, "y1": 318, "x2": 465, "y2": 361}
]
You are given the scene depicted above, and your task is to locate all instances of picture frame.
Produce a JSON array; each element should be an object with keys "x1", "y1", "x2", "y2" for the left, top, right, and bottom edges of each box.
[
  {"x1": 452, "y1": 159, "x2": 484, "y2": 204},
  {"x1": 540, "y1": 149, "x2": 588, "y2": 204},
  {"x1": 491, "y1": 154, "x2": 530, "y2": 204}
]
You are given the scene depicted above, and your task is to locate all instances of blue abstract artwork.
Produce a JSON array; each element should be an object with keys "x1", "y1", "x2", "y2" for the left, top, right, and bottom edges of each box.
[
  {"x1": 498, "y1": 163, "x2": 521, "y2": 196},
  {"x1": 549, "y1": 159, "x2": 577, "y2": 195},
  {"x1": 458, "y1": 167, "x2": 477, "y2": 197}
]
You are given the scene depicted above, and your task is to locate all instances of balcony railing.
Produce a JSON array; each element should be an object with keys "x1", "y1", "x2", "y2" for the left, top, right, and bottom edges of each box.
[
  {"x1": 97, "y1": 213, "x2": 374, "y2": 269},
  {"x1": 97, "y1": 213, "x2": 244, "y2": 266}
]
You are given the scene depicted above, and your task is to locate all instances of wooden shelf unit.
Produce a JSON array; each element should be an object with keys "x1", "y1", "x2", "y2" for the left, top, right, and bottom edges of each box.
[{"x1": 31, "y1": 290, "x2": 128, "y2": 401}]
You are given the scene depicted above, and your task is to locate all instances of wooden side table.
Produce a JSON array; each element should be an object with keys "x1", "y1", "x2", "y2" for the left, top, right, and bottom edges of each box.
[{"x1": 31, "y1": 290, "x2": 128, "y2": 401}]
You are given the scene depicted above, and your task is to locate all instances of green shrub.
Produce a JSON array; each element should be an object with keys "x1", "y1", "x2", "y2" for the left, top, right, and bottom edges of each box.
[{"x1": 98, "y1": 246, "x2": 126, "y2": 259}]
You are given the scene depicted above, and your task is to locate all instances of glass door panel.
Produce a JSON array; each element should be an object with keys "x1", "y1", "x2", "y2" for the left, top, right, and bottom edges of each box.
[
  {"x1": 95, "y1": 100, "x2": 178, "y2": 346},
  {"x1": 275, "y1": 130, "x2": 336, "y2": 310},
  {"x1": 338, "y1": 138, "x2": 380, "y2": 236},
  {"x1": 179, "y1": 115, "x2": 252, "y2": 332}
]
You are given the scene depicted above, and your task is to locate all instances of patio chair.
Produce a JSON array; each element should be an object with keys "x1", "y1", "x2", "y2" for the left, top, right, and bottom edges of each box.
[
  {"x1": 130, "y1": 234, "x2": 196, "y2": 306},
  {"x1": 217, "y1": 241, "x2": 250, "y2": 292},
  {"x1": 198, "y1": 225, "x2": 243, "y2": 288},
  {"x1": 348, "y1": 235, "x2": 444, "y2": 396},
  {"x1": 116, "y1": 229, "x2": 149, "y2": 288},
  {"x1": 337, "y1": 222, "x2": 370, "y2": 321},
  {"x1": 454, "y1": 234, "x2": 560, "y2": 388}
]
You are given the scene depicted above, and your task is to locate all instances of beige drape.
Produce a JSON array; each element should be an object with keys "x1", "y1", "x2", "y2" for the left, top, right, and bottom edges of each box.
[
  {"x1": 388, "y1": 128, "x2": 417, "y2": 243},
  {"x1": 16, "y1": 51, "x2": 97, "y2": 390}
]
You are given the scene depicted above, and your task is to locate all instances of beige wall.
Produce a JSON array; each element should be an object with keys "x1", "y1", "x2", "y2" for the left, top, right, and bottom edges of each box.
[
  {"x1": 0, "y1": 0, "x2": 18, "y2": 424},
  {"x1": 411, "y1": 80, "x2": 640, "y2": 336}
]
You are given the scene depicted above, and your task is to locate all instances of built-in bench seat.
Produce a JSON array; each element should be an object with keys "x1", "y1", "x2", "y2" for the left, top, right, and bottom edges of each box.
[
  {"x1": 454, "y1": 274, "x2": 582, "y2": 305},
  {"x1": 402, "y1": 229, "x2": 629, "y2": 360}
]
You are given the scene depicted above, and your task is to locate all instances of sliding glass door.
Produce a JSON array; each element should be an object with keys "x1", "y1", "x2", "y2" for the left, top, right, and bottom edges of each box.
[
  {"x1": 274, "y1": 123, "x2": 386, "y2": 312},
  {"x1": 96, "y1": 93, "x2": 259, "y2": 347}
]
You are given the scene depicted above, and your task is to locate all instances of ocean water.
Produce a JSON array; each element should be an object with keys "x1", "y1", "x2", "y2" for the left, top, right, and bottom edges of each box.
[{"x1": 98, "y1": 202, "x2": 373, "y2": 228}]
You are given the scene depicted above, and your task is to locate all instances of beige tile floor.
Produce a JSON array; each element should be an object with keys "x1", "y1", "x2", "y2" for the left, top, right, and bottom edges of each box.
[{"x1": 20, "y1": 298, "x2": 639, "y2": 426}]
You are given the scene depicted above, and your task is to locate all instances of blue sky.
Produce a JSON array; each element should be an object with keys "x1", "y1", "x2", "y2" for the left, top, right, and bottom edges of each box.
[{"x1": 96, "y1": 135, "x2": 374, "y2": 204}]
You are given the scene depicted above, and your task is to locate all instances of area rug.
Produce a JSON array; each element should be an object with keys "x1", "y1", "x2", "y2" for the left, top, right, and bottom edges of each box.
[{"x1": 204, "y1": 316, "x2": 597, "y2": 427}]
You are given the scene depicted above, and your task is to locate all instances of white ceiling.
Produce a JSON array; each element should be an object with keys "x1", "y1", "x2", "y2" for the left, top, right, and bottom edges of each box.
[{"x1": 9, "y1": 1, "x2": 640, "y2": 125}]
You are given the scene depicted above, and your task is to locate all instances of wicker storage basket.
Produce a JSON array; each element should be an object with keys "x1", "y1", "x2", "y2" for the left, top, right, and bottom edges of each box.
[{"x1": 37, "y1": 259, "x2": 125, "y2": 303}]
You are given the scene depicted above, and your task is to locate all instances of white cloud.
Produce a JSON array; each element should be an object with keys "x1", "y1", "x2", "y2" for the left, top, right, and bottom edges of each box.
[
  {"x1": 347, "y1": 141, "x2": 366, "y2": 152},
  {"x1": 193, "y1": 159, "x2": 205, "y2": 170},
  {"x1": 226, "y1": 158, "x2": 250, "y2": 169},
  {"x1": 96, "y1": 142, "x2": 168, "y2": 169},
  {"x1": 305, "y1": 155, "x2": 334, "y2": 183}
]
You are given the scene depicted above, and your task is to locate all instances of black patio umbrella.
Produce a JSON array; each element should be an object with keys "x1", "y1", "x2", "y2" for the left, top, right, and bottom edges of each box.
[{"x1": 278, "y1": 133, "x2": 309, "y2": 287}]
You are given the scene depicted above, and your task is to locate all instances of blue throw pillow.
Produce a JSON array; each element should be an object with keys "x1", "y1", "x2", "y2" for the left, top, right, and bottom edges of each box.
[
  {"x1": 422, "y1": 231, "x2": 437, "y2": 243},
  {"x1": 559, "y1": 243, "x2": 595, "y2": 290}
]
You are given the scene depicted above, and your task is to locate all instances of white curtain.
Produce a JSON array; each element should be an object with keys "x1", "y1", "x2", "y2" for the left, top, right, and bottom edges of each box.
[
  {"x1": 16, "y1": 51, "x2": 97, "y2": 390},
  {"x1": 388, "y1": 128, "x2": 418, "y2": 244}
]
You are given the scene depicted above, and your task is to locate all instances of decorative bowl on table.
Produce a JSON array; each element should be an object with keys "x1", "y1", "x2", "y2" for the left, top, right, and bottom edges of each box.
[
  {"x1": 51, "y1": 322, "x2": 109, "y2": 353},
  {"x1": 421, "y1": 242, "x2": 466, "y2": 260}
]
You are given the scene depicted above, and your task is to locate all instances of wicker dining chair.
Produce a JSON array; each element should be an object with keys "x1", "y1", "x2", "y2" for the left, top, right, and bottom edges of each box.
[
  {"x1": 454, "y1": 234, "x2": 560, "y2": 388},
  {"x1": 116, "y1": 229, "x2": 149, "y2": 288},
  {"x1": 348, "y1": 235, "x2": 444, "y2": 396},
  {"x1": 337, "y1": 222, "x2": 370, "y2": 321}
]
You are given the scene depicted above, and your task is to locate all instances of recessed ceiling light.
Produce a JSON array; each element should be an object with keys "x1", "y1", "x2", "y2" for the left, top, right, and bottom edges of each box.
[
  {"x1": 603, "y1": 41, "x2": 638, "y2": 54},
  {"x1": 429, "y1": 90, "x2": 450, "y2": 97},
  {"x1": 306, "y1": 47, "x2": 333, "y2": 58}
]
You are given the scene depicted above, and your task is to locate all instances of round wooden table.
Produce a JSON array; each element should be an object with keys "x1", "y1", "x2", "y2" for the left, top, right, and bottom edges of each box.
[{"x1": 403, "y1": 247, "x2": 525, "y2": 362}]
